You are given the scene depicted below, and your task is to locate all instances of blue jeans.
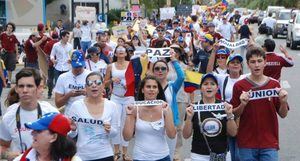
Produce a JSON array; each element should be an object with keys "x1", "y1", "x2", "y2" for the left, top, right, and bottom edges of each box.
[
  {"x1": 54, "y1": 69, "x2": 67, "y2": 84},
  {"x1": 229, "y1": 137, "x2": 240, "y2": 161},
  {"x1": 80, "y1": 41, "x2": 91, "y2": 55},
  {"x1": 239, "y1": 148, "x2": 278, "y2": 161},
  {"x1": 133, "y1": 155, "x2": 170, "y2": 161}
]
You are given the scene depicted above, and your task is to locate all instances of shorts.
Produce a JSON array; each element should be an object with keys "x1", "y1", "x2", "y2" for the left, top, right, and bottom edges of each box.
[{"x1": 1, "y1": 51, "x2": 16, "y2": 71}]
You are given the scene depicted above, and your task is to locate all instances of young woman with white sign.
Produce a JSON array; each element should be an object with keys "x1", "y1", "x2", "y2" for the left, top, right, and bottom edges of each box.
[
  {"x1": 183, "y1": 73, "x2": 237, "y2": 161},
  {"x1": 123, "y1": 75, "x2": 176, "y2": 161},
  {"x1": 152, "y1": 49, "x2": 185, "y2": 160},
  {"x1": 104, "y1": 45, "x2": 133, "y2": 161},
  {"x1": 67, "y1": 72, "x2": 118, "y2": 161}
]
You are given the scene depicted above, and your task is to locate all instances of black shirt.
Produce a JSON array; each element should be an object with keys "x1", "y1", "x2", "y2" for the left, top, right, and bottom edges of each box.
[
  {"x1": 192, "y1": 49, "x2": 212, "y2": 74},
  {"x1": 238, "y1": 24, "x2": 252, "y2": 39},
  {"x1": 190, "y1": 100, "x2": 228, "y2": 155}
]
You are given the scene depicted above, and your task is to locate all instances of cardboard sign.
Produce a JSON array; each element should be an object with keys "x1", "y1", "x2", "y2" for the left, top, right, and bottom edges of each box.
[
  {"x1": 134, "y1": 100, "x2": 164, "y2": 106},
  {"x1": 249, "y1": 89, "x2": 279, "y2": 100},
  {"x1": 160, "y1": 7, "x2": 176, "y2": 20},
  {"x1": 75, "y1": 6, "x2": 96, "y2": 22},
  {"x1": 145, "y1": 48, "x2": 171, "y2": 57},
  {"x1": 193, "y1": 103, "x2": 225, "y2": 112},
  {"x1": 218, "y1": 38, "x2": 249, "y2": 49},
  {"x1": 112, "y1": 26, "x2": 128, "y2": 37}
]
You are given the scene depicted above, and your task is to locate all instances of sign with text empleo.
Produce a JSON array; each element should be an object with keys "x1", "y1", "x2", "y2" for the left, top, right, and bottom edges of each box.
[{"x1": 218, "y1": 38, "x2": 249, "y2": 49}]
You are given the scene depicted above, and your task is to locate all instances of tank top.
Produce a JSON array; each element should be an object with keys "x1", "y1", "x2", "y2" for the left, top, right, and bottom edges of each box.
[
  {"x1": 111, "y1": 63, "x2": 127, "y2": 97},
  {"x1": 133, "y1": 106, "x2": 169, "y2": 160},
  {"x1": 164, "y1": 84, "x2": 172, "y2": 106}
]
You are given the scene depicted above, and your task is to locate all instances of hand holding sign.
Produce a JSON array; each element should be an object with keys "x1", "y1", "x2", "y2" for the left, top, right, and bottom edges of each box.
[
  {"x1": 162, "y1": 102, "x2": 170, "y2": 116},
  {"x1": 240, "y1": 90, "x2": 251, "y2": 106},
  {"x1": 278, "y1": 88, "x2": 288, "y2": 103},
  {"x1": 224, "y1": 102, "x2": 233, "y2": 115},
  {"x1": 186, "y1": 104, "x2": 194, "y2": 121},
  {"x1": 126, "y1": 105, "x2": 135, "y2": 115},
  {"x1": 70, "y1": 119, "x2": 77, "y2": 131},
  {"x1": 103, "y1": 123, "x2": 111, "y2": 133}
]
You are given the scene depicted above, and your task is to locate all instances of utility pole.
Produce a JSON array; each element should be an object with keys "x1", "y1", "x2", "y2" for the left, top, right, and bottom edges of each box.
[{"x1": 167, "y1": 0, "x2": 171, "y2": 7}]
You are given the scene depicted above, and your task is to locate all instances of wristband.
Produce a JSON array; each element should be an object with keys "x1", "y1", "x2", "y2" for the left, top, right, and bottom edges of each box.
[{"x1": 227, "y1": 114, "x2": 235, "y2": 120}]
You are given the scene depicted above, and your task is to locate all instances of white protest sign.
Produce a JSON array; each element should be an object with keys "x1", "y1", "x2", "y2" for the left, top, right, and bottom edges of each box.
[
  {"x1": 112, "y1": 26, "x2": 128, "y2": 37},
  {"x1": 134, "y1": 100, "x2": 164, "y2": 106},
  {"x1": 193, "y1": 103, "x2": 225, "y2": 112},
  {"x1": 249, "y1": 89, "x2": 279, "y2": 100},
  {"x1": 145, "y1": 48, "x2": 170, "y2": 57},
  {"x1": 160, "y1": 7, "x2": 176, "y2": 20},
  {"x1": 75, "y1": 6, "x2": 96, "y2": 22},
  {"x1": 218, "y1": 38, "x2": 249, "y2": 49}
]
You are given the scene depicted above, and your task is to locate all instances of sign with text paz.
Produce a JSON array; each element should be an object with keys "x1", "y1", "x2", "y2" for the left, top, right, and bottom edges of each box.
[
  {"x1": 112, "y1": 26, "x2": 128, "y2": 37},
  {"x1": 146, "y1": 48, "x2": 171, "y2": 57},
  {"x1": 75, "y1": 6, "x2": 96, "y2": 22},
  {"x1": 218, "y1": 38, "x2": 249, "y2": 49}
]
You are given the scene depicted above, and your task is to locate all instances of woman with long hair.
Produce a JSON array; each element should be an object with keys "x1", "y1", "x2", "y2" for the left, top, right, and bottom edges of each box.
[
  {"x1": 151, "y1": 50, "x2": 184, "y2": 160},
  {"x1": 123, "y1": 76, "x2": 176, "y2": 161},
  {"x1": 13, "y1": 112, "x2": 81, "y2": 161},
  {"x1": 104, "y1": 44, "x2": 133, "y2": 161},
  {"x1": 67, "y1": 72, "x2": 118, "y2": 161}
]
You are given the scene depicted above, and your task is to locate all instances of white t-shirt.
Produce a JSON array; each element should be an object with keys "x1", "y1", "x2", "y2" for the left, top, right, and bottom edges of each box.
[
  {"x1": 80, "y1": 25, "x2": 92, "y2": 42},
  {"x1": 261, "y1": 17, "x2": 277, "y2": 29},
  {"x1": 66, "y1": 98, "x2": 119, "y2": 160},
  {"x1": 218, "y1": 23, "x2": 235, "y2": 40},
  {"x1": 54, "y1": 70, "x2": 91, "y2": 114},
  {"x1": 85, "y1": 59, "x2": 107, "y2": 77},
  {"x1": 214, "y1": 73, "x2": 246, "y2": 102},
  {"x1": 50, "y1": 41, "x2": 73, "y2": 71},
  {"x1": 0, "y1": 102, "x2": 58, "y2": 152},
  {"x1": 13, "y1": 148, "x2": 82, "y2": 161}
]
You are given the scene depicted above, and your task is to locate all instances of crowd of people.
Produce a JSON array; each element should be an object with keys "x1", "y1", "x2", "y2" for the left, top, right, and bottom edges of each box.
[{"x1": 0, "y1": 5, "x2": 294, "y2": 161}]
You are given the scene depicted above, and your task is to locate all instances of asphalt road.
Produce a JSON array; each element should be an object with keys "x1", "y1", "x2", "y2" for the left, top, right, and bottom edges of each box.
[{"x1": 1, "y1": 24, "x2": 299, "y2": 161}]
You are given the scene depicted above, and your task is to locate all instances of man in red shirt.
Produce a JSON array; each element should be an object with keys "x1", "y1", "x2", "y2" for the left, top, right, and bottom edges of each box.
[
  {"x1": 0, "y1": 22, "x2": 19, "y2": 87},
  {"x1": 24, "y1": 32, "x2": 40, "y2": 69},
  {"x1": 262, "y1": 39, "x2": 294, "y2": 81},
  {"x1": 231, "y1": 46, "x2": 289, "y2": 160},
  {"x1": 43, "y1": 32, "x2": 59, "y2": 99},
  {"x1": 150, "y1": 25, "x2": 171, "y2": 48},
  {"x1": 206, "y1": 22, "x2": 223, "y2": 42}
]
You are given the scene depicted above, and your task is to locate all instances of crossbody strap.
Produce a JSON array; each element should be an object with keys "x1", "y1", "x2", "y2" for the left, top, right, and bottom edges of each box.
[
  {"x1": 222, "y1": 76, "x2": 229, "y2": 101},
  {"x1": 197, "y1": 101, "x2": 212, "y2": 153}
]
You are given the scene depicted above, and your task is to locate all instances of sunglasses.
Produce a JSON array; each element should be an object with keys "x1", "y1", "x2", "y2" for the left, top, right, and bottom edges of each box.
[
  {"x1": 154, "y1": 66, "x2": 167, "y2": 72},
  {"x1": 216, "y1": 55, "x2": 227, "y2": 59},
  {"x1": 157, "y1": 29, "x2": 164, "y2": 32},
  {"x1": 86, "y1": 80, "x2": 102, "y2": 86},
  {"x1": 116, "y1": 48, "x2": 126, "y2": 53}
]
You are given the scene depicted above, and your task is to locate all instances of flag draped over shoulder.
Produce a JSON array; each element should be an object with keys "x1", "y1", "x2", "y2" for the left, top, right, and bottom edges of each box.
[
  {"x1": 124, "y1": 55, "x2": 149, "y2": 96},
  {"x1": 184, "y1": 70, "x2": 203, "y2": 93}
]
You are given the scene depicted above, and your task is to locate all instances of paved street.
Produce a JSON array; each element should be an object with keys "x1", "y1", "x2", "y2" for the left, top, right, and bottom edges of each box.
[{"x1": 1, "y1": 24, "x2": 300, "y2": 161}]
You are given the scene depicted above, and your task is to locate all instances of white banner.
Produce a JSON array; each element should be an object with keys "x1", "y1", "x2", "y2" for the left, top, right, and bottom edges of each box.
[
  {"x1": 218, "y1": 38, "x2": 249, "y2": 49},
  {"x1": 249, "y1": 89, "x2": 279, "y2": 100},
  {"x1": 75, "y1": 6, "x2": 96, "y2": 22},
  {"x1": 134, "y1": 100, "x2": 164, "y2": 106},
  {"x1": 160, "y1": 7, "x2": 176, "y2": 20},
  {"x1": 112, "y1": 26, "x2": 128, "y2": 37},
  {"x1": 193, "y1": 103, "x2": 225, "y2": 112}
]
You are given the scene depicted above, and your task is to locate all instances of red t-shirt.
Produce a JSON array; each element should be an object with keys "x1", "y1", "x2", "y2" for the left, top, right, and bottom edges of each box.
[
  {"x1": 43, "y1": 39, "x2": 59, "y2": 67},
  {"x1": 207, "y1": 31, "x2": 223, "y2": 41},
  {"x1": 264, "y1": 52, "x2": 294, "y2": 81},
  {"x1": 230, "y1": 77, "x2": 283, "y2": 149},
  {"x1": 0, "y1": 32, "x2": 19, "y2": 53},
  {"x1": 37, "y1": 33, "x2": 52, "y2": 51},
  {"x1": 24, "y1": 39, "x2": 38, "y2": 63}
]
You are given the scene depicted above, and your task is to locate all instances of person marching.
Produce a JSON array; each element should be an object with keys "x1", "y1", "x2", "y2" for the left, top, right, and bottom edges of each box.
[
  {"x1": 183, "y1": 73, "x2": 237, "y2": 161},
  {"x1": 123, "y1": 75, "x2": 176, "y2": 161},
  {"x1": 67, "y1": 72, "x2": 118, "y2": 161}
]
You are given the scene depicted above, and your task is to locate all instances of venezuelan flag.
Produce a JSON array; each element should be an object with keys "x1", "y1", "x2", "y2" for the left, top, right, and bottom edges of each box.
[{"x1": 184, "y1": 70, "x2": 203, "y2": 93}]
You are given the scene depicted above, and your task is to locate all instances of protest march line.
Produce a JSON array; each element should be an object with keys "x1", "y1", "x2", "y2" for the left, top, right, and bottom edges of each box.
[
  {"x1": 218, "y1": 38, "x2": 249, "y2": 49},
  {"x1": 134, "y1": 100, "x2": 164, "y2": 106},
  {"x1": 192, "y1": 103, "x2": 225, "y2": 112},
  {"x1": 249, "y1": 88, "x2": 279, "y2": 100}
]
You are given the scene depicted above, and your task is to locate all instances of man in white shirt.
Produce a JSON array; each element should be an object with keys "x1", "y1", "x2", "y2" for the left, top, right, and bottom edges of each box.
[
  {"x1": 54, "y1": 50, "x2": 91, "y2": 114},
  {"x1": 217, "y1": 17, "x2": 235, "y2": 41},
  {"x1": 50, "y1": 31, "x2": 73, "y2": 83},
  {"x1": 0, "y1": 68, "x2": 58, "y2": 160},
  {"x1": 261, "y1": 13, "x2": 277, "y2": 31}
]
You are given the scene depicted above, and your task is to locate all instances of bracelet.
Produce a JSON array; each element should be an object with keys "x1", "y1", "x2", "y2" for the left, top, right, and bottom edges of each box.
[{"x1": 227, "y1": 114, "x2": 235, "y2": 120}]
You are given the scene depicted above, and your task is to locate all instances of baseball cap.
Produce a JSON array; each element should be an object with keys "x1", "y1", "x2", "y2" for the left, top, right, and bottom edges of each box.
[
  {"x1": 216, "y1": 49, "x2": 230, "y2": 56},
  {"x1": 31, "y1": 32, "x2": 40, "y2": 38},
  {"x1": 200, "y1": 73, "x2": 218, "y2": 87},
  {"x1": 200, "y1": 33, "x2": 214, "y2": 43},
  {"x1": 71, "y1": 50, "x2": 85, "y2": 68},
  {"x1": 172, "y1": 19, "x2": 179, "y2": 24},
  {"x1": 207, "y1": 22, "x2": 215, "y2": 27},
  {"x1": 25, "y1": 112, "x2": 71, "y2": 136},
  {"x1": 227, "y1": 53, "x2": 243, "y2": 65},
  {"x1": 37, "y1": 23, "x2": 44, "y2": 31}
]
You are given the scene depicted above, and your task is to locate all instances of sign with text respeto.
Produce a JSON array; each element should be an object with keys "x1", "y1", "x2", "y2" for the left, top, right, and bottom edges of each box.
[{"x1": 218, "y1": 38, "x2": 249, "y2": 49}]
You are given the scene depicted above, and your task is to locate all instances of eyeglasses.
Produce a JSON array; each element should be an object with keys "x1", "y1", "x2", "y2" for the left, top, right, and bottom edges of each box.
[
  {"x1": 157, "y1": 29, "x2": 164, "y2": 32},
  {"x1": 154, "y1": 66, "x2": 167, "y2": 72},
  {"x1": 86, "y1": 80, "x2": 102, "y2": 86},
  {"x1": 216, "y1": 55, "x2": 227, "y2": 59}
]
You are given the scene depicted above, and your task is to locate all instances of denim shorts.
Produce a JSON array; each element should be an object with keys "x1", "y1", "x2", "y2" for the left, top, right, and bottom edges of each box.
[{"x1": 239, "y1": 148, "x2": 278, "y2": 161}]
